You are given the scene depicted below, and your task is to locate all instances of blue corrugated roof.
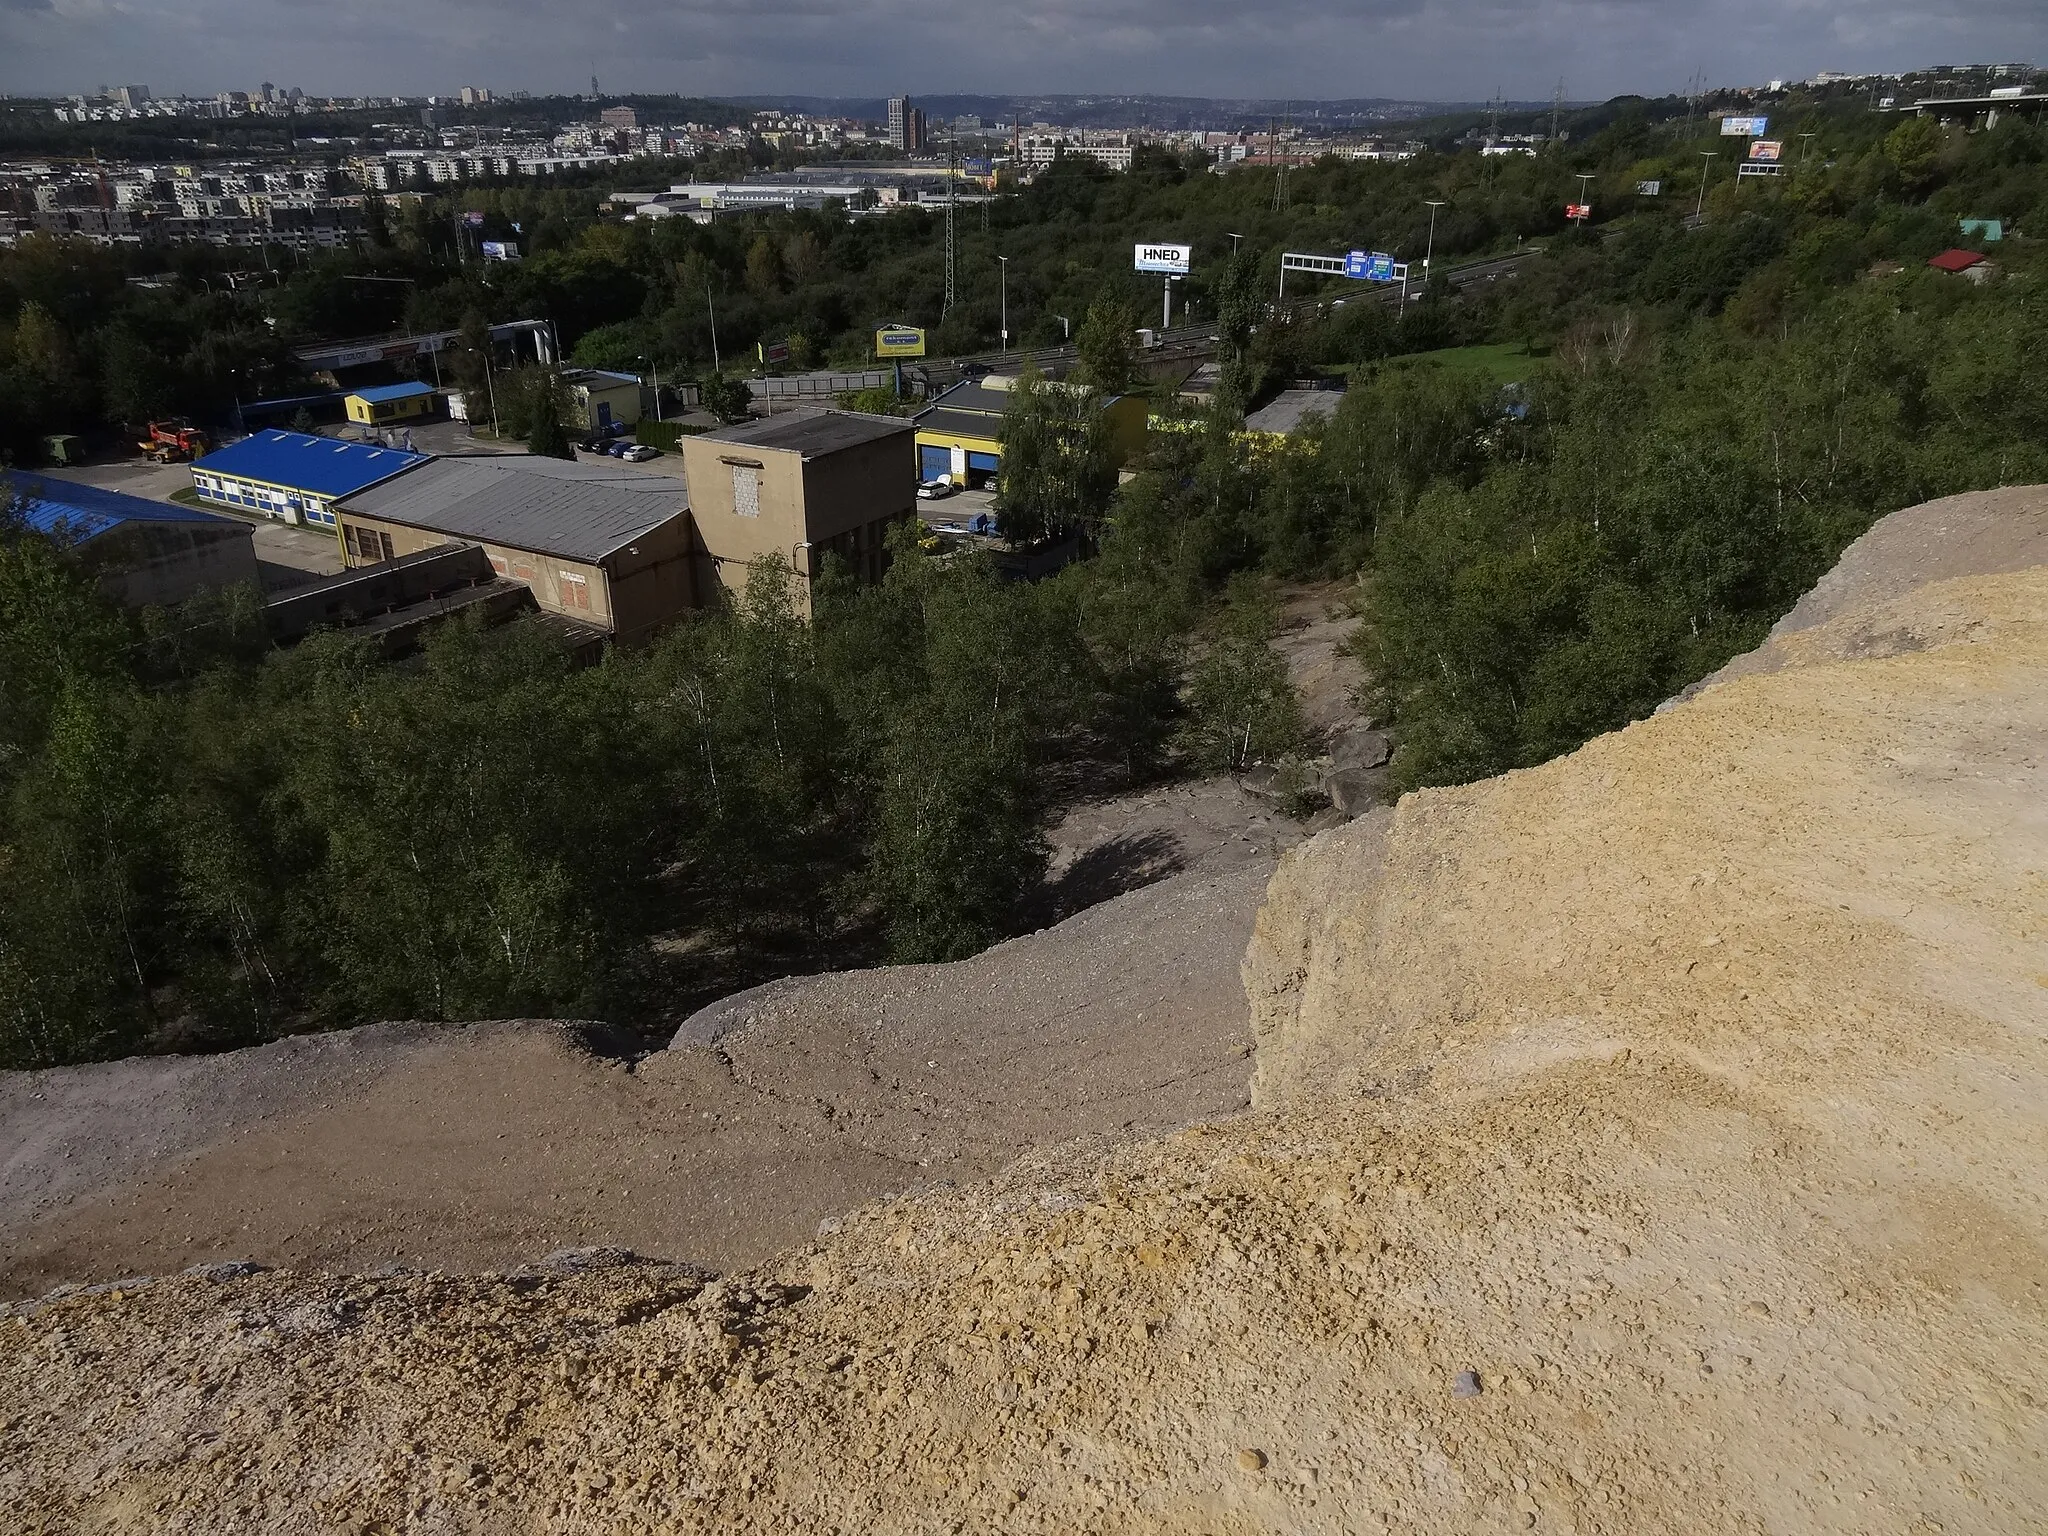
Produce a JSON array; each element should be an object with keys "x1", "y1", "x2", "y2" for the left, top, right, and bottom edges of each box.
[
  {"x1": 192, "y1": 430, "x2": 429, "y2": 498},
  {"x1": 348, "y1": 382, "x2": 438, "y2": 404},
  {"x1": 5, "y1": 475, "x2": 246, "y2": 545}
]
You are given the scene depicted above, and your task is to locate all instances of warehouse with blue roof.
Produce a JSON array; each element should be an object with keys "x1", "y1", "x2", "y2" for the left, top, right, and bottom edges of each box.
[
  {"x1": 6, "y1": 475, "x2": 259, "y2": 609},
  {"x1": 189, "y1": 430, "x2": 429, "y2": 532}
]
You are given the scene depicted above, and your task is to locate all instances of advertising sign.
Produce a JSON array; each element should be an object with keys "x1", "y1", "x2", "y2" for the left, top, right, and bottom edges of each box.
[
  {"x1": 480, "y1": 240, "x2": 520, "y2": 261},
  {"x1": 758, "y1": 338, "x2": 791, "y2": 365},
  {"x1": 1566, "y1": 203, "x2": 1593, "y2": 220},
  {"x1": 1134, "y1": 242, "x2": 1192, "y2": 275},
  {"x1": 963, "y1": 156, "x2": 992, "y2": 176},
  {"x1": 462, "y1": 210, "x2": 486, "y2": 226},
  {"x1": 1720, "y1": 115, "x2": 1769, "y2": 137},
  {"x1": 874, "y1": 326, "x2": 926, "y2": 358},
  {"x1": 1636, "y1": 180, "x2": 1662, "y2": 196},
  {"x1": 1748, "y1": 140, "x2": 1783, "y2": 162}
]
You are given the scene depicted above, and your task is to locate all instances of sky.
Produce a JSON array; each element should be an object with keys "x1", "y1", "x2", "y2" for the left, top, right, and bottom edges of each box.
[{"x1": 5, "y1": 0, "x2": 2045, "y2": 106}]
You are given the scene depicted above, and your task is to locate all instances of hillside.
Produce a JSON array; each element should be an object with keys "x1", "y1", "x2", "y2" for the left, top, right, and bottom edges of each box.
[{"x1": 4, "y1": 488, "x2": 2046, "y2": 1533}]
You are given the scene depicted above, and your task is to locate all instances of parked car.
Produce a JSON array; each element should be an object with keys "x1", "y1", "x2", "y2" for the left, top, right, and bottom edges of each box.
[
  {"x1": 916, "y1": 479, "x2": 957, "y2": 500},
  {"x1": 605, "y1": 440, "x2": 634, "y2": 457},
  {"x1": 620, "y1": 444, "x2": 660, "y2": 462}
]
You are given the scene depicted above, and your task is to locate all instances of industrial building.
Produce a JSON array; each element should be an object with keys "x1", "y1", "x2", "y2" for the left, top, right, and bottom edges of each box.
[
  {"x1": 189, "y1": 430, "x2": 427, "y2": 533},
  {"x1": 681, "y1": 409, "x2": 916, "y2": 608},
  {"x1": 344, "y1": 381, "x2": 439, "y2": 426},
  {"x1": 332, "y1": 455, "x2": 694, "y2": 647},
  {"x1": 911, "y1": 376, "x2": 1148, "y2": 489},
  {"x1": 8, "y1": 476, "x2": 259, "y2": 608}
]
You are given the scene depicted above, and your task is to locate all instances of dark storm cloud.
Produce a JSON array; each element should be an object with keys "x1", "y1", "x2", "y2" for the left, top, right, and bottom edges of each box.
[{"x1": 4, "y1": 0, "x2": 2044, "y2": 102}]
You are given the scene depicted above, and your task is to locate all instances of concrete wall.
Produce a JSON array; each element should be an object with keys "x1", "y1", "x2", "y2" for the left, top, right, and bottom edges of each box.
[
  {"x1": 93, "y1": 520, "x2": 260, "y2": 609},
  {"x1": 340, "y1": 513, "x2": 613, "y2": 630}
]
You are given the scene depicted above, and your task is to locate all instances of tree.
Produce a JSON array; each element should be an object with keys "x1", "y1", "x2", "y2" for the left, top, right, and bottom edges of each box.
[
  {"x1": 1073, "y1": 295, "x2": 1139, "y2": 393},
  {"x1": 1213, "y1": 248, "x2": 1264, "y2": 416},
  {"x1": 524, "y1": 369, "x2": 576, "y2": 459},
  {"x1": 1179, "y1": 575, "x2": 1304, "y2": 773},
  {"x1": 745, "y1": 235, "x2": 784, "y2": 298},
  {"x1": 700, "y1": 372, "x2": 753, "y2": 423},
  {"x1": 994, "y1": 369, "x2": 1118, "y2": 546}
]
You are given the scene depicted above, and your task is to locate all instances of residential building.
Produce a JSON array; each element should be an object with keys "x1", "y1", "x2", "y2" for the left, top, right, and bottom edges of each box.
[
  {"x1": 911, "y1": 376, "x2": 1148, "y2": 489},
  {"x1": 7, "y1": 475, "x2": 259, "y2": 608},
  {"x1": 600, "y1": 106, "x2": 640, "y2": 131},
  {"x1": 189, "y1": 430, "x2": 428, "y2": 533},
  {"x1": 887, "y1": 96, "x2": 926, "y2": 153},
  {"x1": 332, "y1": 455, "x2": 694, "y2": 646},
  {"x1": 680, "y1": 408, "x2": 916, "y2": 607}
]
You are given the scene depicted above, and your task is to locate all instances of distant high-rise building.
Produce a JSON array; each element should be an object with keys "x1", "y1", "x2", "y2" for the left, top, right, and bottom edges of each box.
[
  {"x1": 887, "y1": 96, "x2": 926, "y2": 153},
  {"x1": 460, "y1": 86, "x2": 492, "y2": 106},
  {"x1": 600, "y1": 105, "x2": 639, "y2": 131},
  {"x1": 113, "y1": 85, "x2": 150, "y2": 110}
]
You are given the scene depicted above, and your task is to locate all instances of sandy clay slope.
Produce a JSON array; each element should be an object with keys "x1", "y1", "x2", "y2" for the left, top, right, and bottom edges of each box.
[
  {"x1": 0, "y1": 779, "x2": 1298, "y2": 1301},
  {"x1": 3, "y1": 489, "x2": 2047, "y2": 1534}
]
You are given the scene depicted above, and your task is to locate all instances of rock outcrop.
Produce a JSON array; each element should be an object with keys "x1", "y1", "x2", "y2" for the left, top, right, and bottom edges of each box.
[{"x1": 4, "y1": 490, "x2": 2045, "y2": 1535}]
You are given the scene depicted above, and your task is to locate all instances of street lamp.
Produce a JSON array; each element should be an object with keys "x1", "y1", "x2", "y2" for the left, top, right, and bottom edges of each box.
[
  {"x1": 997, "y1": 255, "x2": 1009, "y2": 353},
  {"x1": 640, "y1": 354, "x2": 663, "y2": 423},
  {"x1": 1423, "y1": 200, "x2": 1446, "y2": 276},
  {"x1": 1695, "y1": 152, "x2": 1718, "y2": 220},
  {"x1": 1573, "y1": 174, "x2": 1593, "y2": 225},
  {"x1": 1226, "y1": 231, "x2": 1244, "y2": 253},
  {"x1": 1052, "y1": 314, "x2": 1070, "y2": 341}
]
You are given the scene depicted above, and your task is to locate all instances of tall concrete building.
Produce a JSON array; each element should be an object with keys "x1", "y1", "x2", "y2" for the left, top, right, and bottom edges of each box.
[{"x1": 887, "y1": 96, "x2": 926, "y2": 153}]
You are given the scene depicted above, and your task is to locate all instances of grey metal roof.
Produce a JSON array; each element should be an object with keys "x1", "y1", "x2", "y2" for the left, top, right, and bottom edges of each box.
[
  {"x1": 913, "y1": 408, "x2": 1006, "y2": 442},
  {"x1": 336, "y1": 455, "x2": 690, "y2": 562},
  {"x1": 918, "y1": 379, "x2": 1017, "y2": 418},
  {"x1": 1244, "y1": 389, "x2": 1342, "y2": 436},
  {"x1": 698, "y1": 408, "x2": 913, "y2": 457}
]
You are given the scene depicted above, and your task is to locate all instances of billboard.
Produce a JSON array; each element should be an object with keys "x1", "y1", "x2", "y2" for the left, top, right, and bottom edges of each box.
[
  {"x1": 1134, "y1": 242, "x2": 1192, "y2": 275},
  {"x1": 758, "y1": 338, "x2": 791, "y2": 365},
  {"x1": 462, "y1": 210, "x2": 486, "y2": 226},
  {"x1": 1720, "y1": 115, "x2": 1769, "y2": 137},
  {"x1": 1636, "y1": 180, "x2": 1662, "y2": 196},
  {"x1": 480, "y1": 240, "x2": 520, "y2": 261},
  {"x1": 963, "y1": 156, "x2": 992, "y2": 175},
  {"x1": 874, "y1": 326, "x2": 926, "y2": 358},
  {"x1": 1344, "y1": 249, "x2": 1398, "y2": 282},
  {"x1": 1748, "y1": 140, "x2": 1783, "y2": 162},
  {"x1": 1566, "y1": 203, "x2": 1593, "y2": 220}
]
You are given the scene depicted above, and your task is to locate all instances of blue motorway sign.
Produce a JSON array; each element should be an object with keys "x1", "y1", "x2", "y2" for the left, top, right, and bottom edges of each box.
[{"x1": 1346, "y1": 250, "x2": 1398, "y2": 282}]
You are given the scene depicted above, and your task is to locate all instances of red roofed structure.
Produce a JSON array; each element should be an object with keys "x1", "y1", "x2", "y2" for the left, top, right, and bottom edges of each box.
[{"x1": 1928, "y1": 248, "x2": 1988, "y2": 274}]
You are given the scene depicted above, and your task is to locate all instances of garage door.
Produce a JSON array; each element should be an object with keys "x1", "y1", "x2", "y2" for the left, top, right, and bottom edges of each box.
[
  {"x1": 967, "y1": 451, "x2": 999, "y2": 474},
  {"x1": 920, "y1": 445, "x2": 952, "y2": 482}
]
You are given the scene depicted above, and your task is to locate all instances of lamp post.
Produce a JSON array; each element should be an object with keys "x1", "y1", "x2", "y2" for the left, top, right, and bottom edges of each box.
[
  {"x1": 997, "y1": 254, "x2": 1009, "y2": 352},
  {"x1": 640, "y1": 354, "x2": 663, "y2": 423},
  {"x1": 705, "y1": 281, "x2": 720, "y2": 372},
  {"x1": 1423, "y1": 200, "x2": 1446, "y2": 277},
  {"x1": 1052, "y1": 314, "x2": 1070, "y2": 341},
  {"x1": 1226, "y1": 231, "x2": 1244, "y2": 254},
  {"x1": 1695, "y1": 152, "x2": 1717, "y2": 220},
  {"x1": 1573, "y1": 174, "x2": 1593, "y2": 225}
]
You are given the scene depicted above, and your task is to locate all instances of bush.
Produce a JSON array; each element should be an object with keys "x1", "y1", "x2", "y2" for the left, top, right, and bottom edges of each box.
[{"x1": 634, "y1": 419, "x2": 703, "y2": 451}]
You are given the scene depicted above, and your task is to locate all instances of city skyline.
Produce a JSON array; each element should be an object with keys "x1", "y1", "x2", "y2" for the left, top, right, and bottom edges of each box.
[{"x1": 5, "y1": 0, "x2": 2044, "y2": 108}]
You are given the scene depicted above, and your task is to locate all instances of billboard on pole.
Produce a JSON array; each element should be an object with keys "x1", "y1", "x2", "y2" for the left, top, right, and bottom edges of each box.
[
  {"x1": 1566, "y1": 202, "x2": 1593, "y2": 220},
  {"x1": 1134, "y1": 242, "x2": 1192, "y2": 274},
  {"x1": 1748, "y1": 140, "x2": 1783, "y2": 162},
  {"x1": 874, "y1": 326, "x2": 926, "y2": 358},
  {"x1": 1636, "y1": 180, "x2": 1662, "y2": 196},
  {"x1": 1720, "y1": 115, "x2": 1769, "y2": 137}
]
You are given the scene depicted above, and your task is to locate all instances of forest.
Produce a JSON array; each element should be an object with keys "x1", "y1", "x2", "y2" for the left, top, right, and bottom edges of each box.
[{"x1": 3, "y1": 97, "x2": 2046, "y2": 1067}]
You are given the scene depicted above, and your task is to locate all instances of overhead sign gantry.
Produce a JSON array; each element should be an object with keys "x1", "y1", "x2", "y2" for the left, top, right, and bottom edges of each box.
[{"x1": 1279, "y1": 249, "x2": 1410, "y2": 301}]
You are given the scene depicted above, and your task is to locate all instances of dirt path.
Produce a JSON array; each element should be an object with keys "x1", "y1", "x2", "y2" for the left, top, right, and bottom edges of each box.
[{"x1": 0, "y1": 779, "x2": 1298, "y2": 1302}]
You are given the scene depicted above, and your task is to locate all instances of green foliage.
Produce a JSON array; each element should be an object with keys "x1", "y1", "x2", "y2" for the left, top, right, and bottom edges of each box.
[
  {"x1": 994, "y1": 370, "x2": 1119, "y2": 546},
  {"x1": 1073, "y1": 294, "x2": 1140, "y2": 393},
  {"x1": 700, "y1": 373, "x2": 754, "y2": 423},
  {"x1": 524, "y1": 370, "x2": 576, "y2": 459},
  {"x1": 634, "y1": 418, "x2": 699, "y2": 450},
  {"x1": 1179, "y1": 576, "x2": 1305, "y2": 772}
]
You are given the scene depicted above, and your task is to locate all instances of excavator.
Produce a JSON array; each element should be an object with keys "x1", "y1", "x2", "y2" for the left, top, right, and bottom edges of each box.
[{"x1": 138, "y1": 419, "x2": 209, "y2": 463}]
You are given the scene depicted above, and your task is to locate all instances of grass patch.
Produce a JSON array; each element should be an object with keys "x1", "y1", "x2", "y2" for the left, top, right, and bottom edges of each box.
[
  {"x1": 1377, "y1": 341, "x2": 1550, "y2": 386},
  {"x1": 167, "y1": 485, "x2": 205, "y2": 506}
]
